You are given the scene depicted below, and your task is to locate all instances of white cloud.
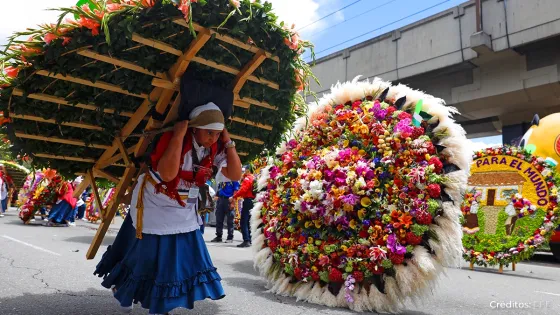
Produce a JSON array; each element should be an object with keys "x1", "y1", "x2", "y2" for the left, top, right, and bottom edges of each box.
[{"x1": 466, "y1": 139, "x2": 502, "y2": 153}]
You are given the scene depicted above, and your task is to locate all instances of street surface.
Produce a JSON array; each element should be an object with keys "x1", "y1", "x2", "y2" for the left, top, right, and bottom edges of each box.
[{"x1": 0, "y1": 209, "x2": 559, "y2": 315}]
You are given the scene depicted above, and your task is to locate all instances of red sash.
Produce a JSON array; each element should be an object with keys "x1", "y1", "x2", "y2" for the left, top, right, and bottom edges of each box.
[{"x1": 150, "y1": 130, "x2": 218, "y2": 206}]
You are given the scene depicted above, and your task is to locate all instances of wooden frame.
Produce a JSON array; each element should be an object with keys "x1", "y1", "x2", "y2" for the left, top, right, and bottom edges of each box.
[{"x1": 17, "y1": 22, "x2": 283, "y2": 260}]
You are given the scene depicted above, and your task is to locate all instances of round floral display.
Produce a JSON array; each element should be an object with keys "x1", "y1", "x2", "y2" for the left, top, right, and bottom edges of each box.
[
  {"x1": 462, "y1": 146, "x2": 560, "y2": 267},
  {"x1": 251, "y1": 79, "x2": 471, "y2": 312}
]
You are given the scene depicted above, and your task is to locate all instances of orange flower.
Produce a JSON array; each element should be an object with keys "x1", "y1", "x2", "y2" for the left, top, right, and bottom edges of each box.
[
  {"x1": 3, "y1": 66, "x2": 19, "y2": 78},
  {"x1": 43, "y1": 169, "x2": 57, "y2": 180},
  {"x1": 399, "y1": 213, "x2": 413, "y2": 228},
  {"x1": 44, "y1": 33, "x2": 58, "y2": 44}
]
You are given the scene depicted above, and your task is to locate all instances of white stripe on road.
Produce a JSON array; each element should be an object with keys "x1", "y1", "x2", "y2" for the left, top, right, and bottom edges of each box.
[
  {"x1": 535, "y1": 291, "x2": 560, "y2": 297},
  {"x1": 2, "y1": 235, "x2": 61, "y2": 256}
]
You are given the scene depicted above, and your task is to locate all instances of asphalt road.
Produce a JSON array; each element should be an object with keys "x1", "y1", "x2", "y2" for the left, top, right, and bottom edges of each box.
[{"x1": 0, "y1": 209, "x2": 559, "y2": 315}]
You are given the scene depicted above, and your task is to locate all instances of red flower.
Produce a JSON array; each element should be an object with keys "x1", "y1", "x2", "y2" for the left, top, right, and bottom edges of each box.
[
  {"x1": 389, "y1": 252, "x2": 405, "y2": 265},
  {"x1": 411, "y1": 127, "x2": 425, "y2": 139},
  {"x1": 427, "y1": 184, "x2": 441, "y2": 198},
  {"x1": 44, "y1": 33, "x2": 58, "y2": 44},
  {"x1": 386, "y1": 106, "x2": 396, "y2": 117},
  {"x1": 4, "y1": 66, "x2": 19, "y2": 78},
  {"x1": 398, "y1": 111, "x2": 412, "y2": 120},
  {"x1": 428, "y1": 156, "x2": 443, "y2": 173},
  {"x1": 352, "y1": 271, "x2": 364, "y2": 283},
  {"x1": 352, "y1": 100, "x2": 362, "y2": 110},
  {"x1": 329, "y1": 268, "x2": 343, "y2": 283},
  {"x1": 294, "y1": 267, "x2": 303, "y2": 280},
  {"x1": 311, "y1": 272, "x2": 320, "y2": 281},
  {"x1": 416, "y1": 211, "x2": 432, "y2": 225},
  {"x1": 405, "y1": 232, "x2": 423, "y2": 245}
]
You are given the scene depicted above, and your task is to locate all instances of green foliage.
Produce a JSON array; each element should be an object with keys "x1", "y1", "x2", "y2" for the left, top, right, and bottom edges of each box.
[{"x1": 0, "y1": 0, "x2": 315, "y2": 177}]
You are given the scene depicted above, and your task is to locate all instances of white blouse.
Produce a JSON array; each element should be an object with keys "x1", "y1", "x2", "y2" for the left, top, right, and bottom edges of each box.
[{"x1": 130, "y1": 136, "x2": 227, "y2": 235}]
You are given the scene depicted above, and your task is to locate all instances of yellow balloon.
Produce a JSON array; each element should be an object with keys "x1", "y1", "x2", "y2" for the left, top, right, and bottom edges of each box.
[{"x1": 520, "y1": 113, "x2": 560, "y2": 171}]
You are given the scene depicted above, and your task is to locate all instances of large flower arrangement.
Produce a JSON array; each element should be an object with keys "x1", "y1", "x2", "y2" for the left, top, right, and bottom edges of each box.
[
  {"x1": 86, "y1": 187, "x2": 116, "y2": 223},
  {"x1": 462, "y1": 146, "x2": 560, "y2": 267},
  {"x1": 251, "y1": 78, "x2": 471, "y2": 312},
  {"x1": 19, "y1": 171, "x2": 64, "y2": 223},
  {"x1": 0, "y1": 0, "x2": 315, "y2": 176}
]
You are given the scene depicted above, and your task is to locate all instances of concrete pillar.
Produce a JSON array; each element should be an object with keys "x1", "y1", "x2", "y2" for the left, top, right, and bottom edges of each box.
[{"x1": 502, "y1": 122, "x2": 530, "y2": 146}]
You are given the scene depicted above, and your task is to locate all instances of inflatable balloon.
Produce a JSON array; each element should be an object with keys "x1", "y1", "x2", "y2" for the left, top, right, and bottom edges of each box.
[
  {"x1": 251, "y1": 78, "x2": 471, "y2": 312},
  {"x1": 519, "y1": 113, "x2": 560, "y2": 170}
]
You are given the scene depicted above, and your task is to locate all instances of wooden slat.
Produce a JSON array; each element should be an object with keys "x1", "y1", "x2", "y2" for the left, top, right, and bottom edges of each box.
[
  {"x1": 87, "y1": 169, "x2": 105, "y2": 218},
  {"x1": 77, "y1": 49, "x2": 165, "y2": 78},
  {"x1": 99, "y1": 145, "x2": 137, "y2": 168},
  {"x1": 93, "y1": 168, "x2": 119, "y2": 184},
  {"x1": 230, "y1": 134, "x2": 264, "y2": 145},
  {"x1": 15, "y1": 132, "x2": 111, "y2": 150},
  {"x1": 233, "y1": 99, "x2": 251, "y2": 109},
  {"x1": 87, "y1": 165, "x2": 136, "y2": 260},
  {"x1": 229, "y1": 116, "x2": 272, "y2": 131},
  {"x1": 36, "y1": 70, "x2": 148, "y2": 99},
  {"x1": 116, "y1": 138, "x2": 133, "y2": 167},
  {"x1": 34, "y1": 153, "x2": 96, "y2": 163},
  {"x1": 12, "y1": 89, "x2": 136, "y2": 118},
  {"x1": 233, "y1": 50, "x2": 267, "y2": 94},
  {"x1": 95, "y1": 88, "x2": 163, "y2": 169},
  {"x1": 72, "y1": 175, "x2": 91, "y2": 199},
  {"x1": 163, "y1": 95, "x2": 182, "y2": 125},
  {"x1": 174, "y1": 19, "x2": 280, "y2": 63},
  {"x1": 151, "y1": 78, "x2": 177, "y2": 90},
  {"x1": 131, "y1": 33, "x2": 182, "y2": 56},
  {"x1": 238, "y1": 96, "x2": 278, "y2": 110},
  {"x1": 134, "y1": 30, "x2": 212, "y2": 159},
  {"x1": 192, "y1": 56, "x2": 279, "y2": 90},
  {"x1": 10, "y1": 113, "x2": 104, "y2": 131}
]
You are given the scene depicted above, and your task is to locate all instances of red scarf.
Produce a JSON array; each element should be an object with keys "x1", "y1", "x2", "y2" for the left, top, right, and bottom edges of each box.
[{"x1": 151, "y1": 130, "x2": 219, "y2": 206}]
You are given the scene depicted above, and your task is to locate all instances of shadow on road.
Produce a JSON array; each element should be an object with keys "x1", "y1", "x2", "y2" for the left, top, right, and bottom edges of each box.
[
  {"x1": 461, "y1": 266, "x2": 555, "y2": 281},
  {"x1": 64, "y1": 235, "x2": 116, "y2": 246},
  {"x1": 229, "y1": 260, "x2": 259, "y2": 277},
  {"x1": 0, "y1": 288, "x2": 224, "y2": 315}
]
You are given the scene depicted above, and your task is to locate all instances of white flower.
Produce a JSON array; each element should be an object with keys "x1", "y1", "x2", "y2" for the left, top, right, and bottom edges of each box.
[{"x1": 309, "y1": 180, "x2": 323, "y2": 198}]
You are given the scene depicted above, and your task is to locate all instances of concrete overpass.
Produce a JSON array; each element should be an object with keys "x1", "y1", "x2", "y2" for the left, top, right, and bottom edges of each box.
[{"x1": 308, "y1": 0, "x2": 560, "y2": 144}]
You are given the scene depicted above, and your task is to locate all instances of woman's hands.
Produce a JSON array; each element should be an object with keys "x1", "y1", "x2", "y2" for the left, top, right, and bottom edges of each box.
[
  {"x1": 173, "y1": 120, "x2": 189, "y2": 139},
  {"x1": 221, "y1": 128, "x2": 231, "y2": 143}
]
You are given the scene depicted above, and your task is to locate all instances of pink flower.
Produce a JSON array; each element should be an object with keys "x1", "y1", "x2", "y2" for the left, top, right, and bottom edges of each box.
[
  {"x1": 4, "y1": 66, "x2": 19, "y2": 78},
  {"x1": 106, "y1": 3, "x2": 123, "y2": 12},
  {"x1": 284, "y1": 33, "x2": 300, "y2": 51},
  {"x1": 230, "y1": 0, "x2": 240, "y2": 8},
  {"x1": 318, "y1": 255, "x2": 330, "y2": 266}
]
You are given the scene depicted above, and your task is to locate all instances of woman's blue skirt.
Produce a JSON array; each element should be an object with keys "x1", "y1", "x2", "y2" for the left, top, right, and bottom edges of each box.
[
  {"x1": 48, "y1": 201, "x2": 75, "y2": 224},
  {"x1": 96, "y1": 215, "x2": 225, "y2": 314}
]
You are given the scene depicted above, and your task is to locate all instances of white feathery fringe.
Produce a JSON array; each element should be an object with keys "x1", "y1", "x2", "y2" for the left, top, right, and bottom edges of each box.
[
  {"x1": 267, "y1": 274, "x2": 287, "y2": 294},
  {"x1": 257, "y1": 167, "x2": 271, "y2": 191},
  {"x1": 252, "y1": 234, "x2": 266, "y2": 254},
  {"x1": 428, "y1": 238, "x2": 446, "y2": 265},
  {"x1": 335, "y1": 286, "x2": 349, "y2": 309},
  {"x1": 319, "y1": 287, "x2": 339, "y2": 307},
  {"x1": 368, "y1": 284, "x2": 397, "y2": 314},
  {"x1": 441, "y1": 201, "x2": 461, "y2": 219},
  {"x1": 294, "y1": 282, "x2": 314, "y2": 302},
  {"x1": 277, "y1": 276, "x2": 294, "y2": 297},
  {"x1": 254, "y1": 247, "x2": 271, "y2": 269},
  {"x1": 250, "y1": 216, "x2": 262, "y2": 233},
  {"x1": 353, "y1": 287, "x2": 371, "y2": 312},
  {"x1": 438, "y1": 138, "x2": 472, "y2": 172},
  {"x1": 395, "y1": 263, "x2": 429, "y2": 307},
  {"x1": 444, "y1": 170, "x2": 468, "y2": 203},
  {"x1": 307, "y1": 283, "x2": 326, "y2": 305},
  {"x1": 412, "y1": 247, "x2": 438, "y2": 278},
  {"x1": 384, "y1": 277, "x2": 405, "y2": 309}
]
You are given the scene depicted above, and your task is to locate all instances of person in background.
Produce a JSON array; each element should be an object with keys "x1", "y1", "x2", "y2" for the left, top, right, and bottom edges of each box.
[
  {"x1": 233, "y1": 167, "x2": 255, "y2": 248},
  {"x1": 76, "y1": 187, "x2": 90, "y2": 221},
  {"x1": 199, "y1": 184, "x2": 215, "y2": 234},
  {"x1": 211, "y1": 161, "x2": 240, "y2": 243},
  {"x1": 0, "y1": 164, "x2": 14, "y2": 217},
  {"x1": 47, "y1": 177, "x2": 78, "y2": 227}
]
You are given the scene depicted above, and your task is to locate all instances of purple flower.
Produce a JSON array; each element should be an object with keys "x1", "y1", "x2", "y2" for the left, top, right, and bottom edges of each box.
[
  {"x1": 363, "y1": 219, "x2": 371, "y2": 227},
  {"x1": 365, "y1": 170, "x2": 375, "y2": 180},
  {"x1": 269, "y1": 166, "x2": 280, "y2": 180},
  {"x1": 287, "y1": 139, "x2": 298, "y2": 149},
  {"x1": 324, "y1": 170, "x2": 334, "y2": 182},
  {"x1": 375, "y1": 109, "x2": 387, "y2": 121},
  {"x1": 387, "y1": 234, "x2": 407, "y2": 255},
  {"x1": 341, "y1": 194, "x2": 360, "y2": 206}
]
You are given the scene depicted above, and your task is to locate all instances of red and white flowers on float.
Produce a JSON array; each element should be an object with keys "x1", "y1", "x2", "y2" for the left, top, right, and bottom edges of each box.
[{"x1": 251, "y1": 78, "x2": 471, "y2": 312}]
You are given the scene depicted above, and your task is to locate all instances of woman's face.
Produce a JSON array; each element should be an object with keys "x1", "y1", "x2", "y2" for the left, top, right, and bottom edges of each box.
[{"x1": 193, "y1": 128, "x2": 222, "y2": 148}]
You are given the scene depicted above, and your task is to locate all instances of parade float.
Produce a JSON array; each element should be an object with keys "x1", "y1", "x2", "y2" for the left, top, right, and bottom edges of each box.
[
  {"x1": 517, "y1": 113, "x2": 560, "y2": 261},
  {"x1": 18, "y1": 169, "x2": 63, "y2": 223},
  {"x1": 0, "y1": 0, "x2": 314, "y2": 258},
  {"x1": 251, "y1": 78, "x2": 471, "y2": 312},
  {"x1": 461, "y1": 146, "x2": 560, "y2": 272}
]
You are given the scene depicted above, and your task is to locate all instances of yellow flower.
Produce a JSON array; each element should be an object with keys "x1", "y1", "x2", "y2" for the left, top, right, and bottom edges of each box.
[
  {"x1": 361, "y1": 197, "x2": 372, "y2": 207},
  {"x1": 308, "y1": 237, "x2": 314, "y2": 244},
  {"x1": 337, "y1": 224, "x2": 343, "y2": 232},
  {"x1": 341, "y1": 245, "x2": 348, "y2": 251},
  {"x1": 358, "y1": 149, "x2": 366, "y2": 156},
  {"x1": 297, "y1": 214, "x2": 303, "y2": 221},
  {"x1": 358, "y1": 208, "x2": 366, "y2": 220},
  {"x1": 305, "y1": 221, "x2": 313, "y2": 228},
  {"x1": 314, "y1": 220, "x2": 322, "y2": 228},
  {"x1": 349, "y1": 220, "x2": 358, "y2": 230},
  {"x1": 343, "y1": 140, "x2": 349, "y2": 147},
  {"x1": 343, "y1": 203, "x2": 354, "y2": 212},
  {"x1": 311, "y1": 266, "x2": 318, "y2": 272},
  {"x1": 359, "y1": 125, "x2": 369, "y2": 135}
]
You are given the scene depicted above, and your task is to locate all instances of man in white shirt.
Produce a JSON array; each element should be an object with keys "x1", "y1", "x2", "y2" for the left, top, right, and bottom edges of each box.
[{"x1": 211, "y1": 162, "x2": 239, "y2": 243}]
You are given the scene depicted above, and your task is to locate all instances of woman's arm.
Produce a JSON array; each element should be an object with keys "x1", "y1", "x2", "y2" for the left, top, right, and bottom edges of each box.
[
  {"x1": 220, "y1": 128, "x2": 242, "y2": 181},
  {"x1": 157, "y1": 121, "x2": 189, "y2": 182}
]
